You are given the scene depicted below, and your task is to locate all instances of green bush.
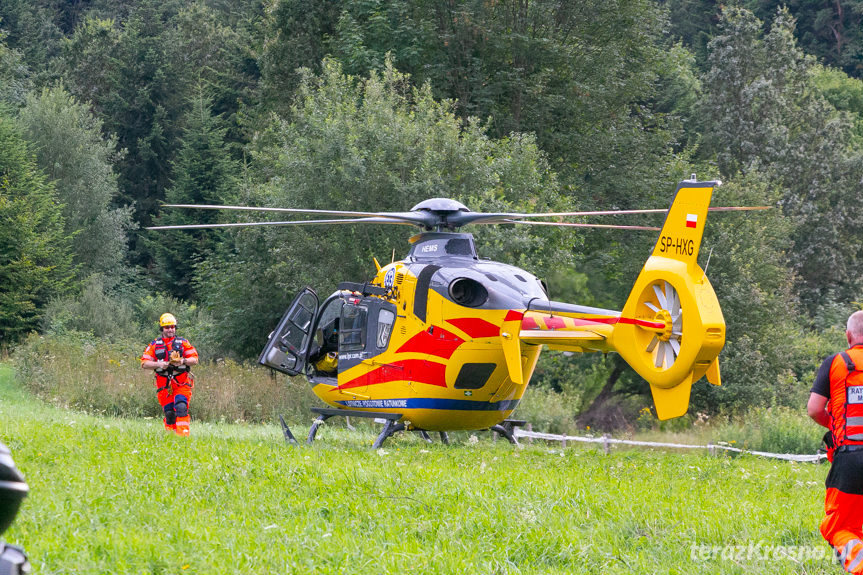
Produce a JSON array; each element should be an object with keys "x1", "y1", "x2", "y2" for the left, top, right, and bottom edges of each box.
[
  {"x1": 11, "y1": 333, "x2": 317, "y2": 424},
  {"x1": 712, "y1": 406, "x2": 822, "y2": 454},
  {"x1": 133, "y1": 293, "x2": 216, "y2": 353},
  {"x1": 42, "y1": 275, "x2": 138, "y2": 341},
  {"x1": 512, "y1": 384, "x2": 582, "y2": 435},
  {"x1": 41, "y1": 277, "x2": 217, "y2": 349}
]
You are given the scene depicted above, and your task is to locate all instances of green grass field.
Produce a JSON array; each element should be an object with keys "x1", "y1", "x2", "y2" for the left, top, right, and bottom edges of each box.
[{"x1": 0, "y1": 364, "x2": 836, "y2": 574}]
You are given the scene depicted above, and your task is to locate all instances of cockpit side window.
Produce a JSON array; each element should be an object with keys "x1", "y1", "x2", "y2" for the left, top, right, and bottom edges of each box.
[
  {"x1": 339, "y1": 305, "x2": 367, "y2": 351},
  {"x1": 313, "y1": 297, "x2": 344, "y2": 356},
  {"x1": 316, "y1": 298, "x2": 343, "y2": 342},
  {"x1": 444, "y1": 238, "x2": 473, "y2": 256},
  {"x1": 376, "y1": 308, "x2": 396, "y2": 349}
]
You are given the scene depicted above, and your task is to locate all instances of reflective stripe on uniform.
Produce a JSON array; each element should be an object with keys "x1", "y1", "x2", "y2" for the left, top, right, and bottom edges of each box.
[
  {"x1": 843, "y1": 540, "x2": 863, "y2": 572},
  {"x1": 842, "y1": 539, "x2": 857, "y2": 560}
]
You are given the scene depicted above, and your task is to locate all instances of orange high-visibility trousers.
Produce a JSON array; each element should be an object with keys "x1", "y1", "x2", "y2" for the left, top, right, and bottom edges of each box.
[
  {"x1": 175, "y1": 415, "x2": 190, "y2": 436},
  {"x1": 821, "y1": 451, "x2": 863, "y2": 573},
  {"x1": 155, "y1": 373, "x2": 194, "y2": 436},
  {"x1": 822, "y1": 489, "x2": 863, "y2": 573}
]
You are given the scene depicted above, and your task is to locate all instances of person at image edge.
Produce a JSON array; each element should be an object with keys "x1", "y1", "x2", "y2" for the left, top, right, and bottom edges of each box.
[{"x1": 809, "y1": 310, "x2": 863, "y2": 573}]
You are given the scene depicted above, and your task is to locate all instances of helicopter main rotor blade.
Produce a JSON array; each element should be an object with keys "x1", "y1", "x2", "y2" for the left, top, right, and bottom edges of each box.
[
  {"x1": 445, "y1": 205, "x2": 769, "y2": 228},
  {"x1": 146, "y1": 217, "x2": 418, "y2": 231},
  {"x1": 160, "y1": 202, "x2": 770, "y2": 232},
  {"x1": 167, "y1": 204, "x2": 769, "y2": 220},
  {"x1": 163, "y1": 204, "x2": 433, "y2": 226},
  {"x1": 497, "y1": 220, "x2": 662, "y2": 231},
  {"x1": 504, "y1": 205, "x2": 772, "y2": 218}
]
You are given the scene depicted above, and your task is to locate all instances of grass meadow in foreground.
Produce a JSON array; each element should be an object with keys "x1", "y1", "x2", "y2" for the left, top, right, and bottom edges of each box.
[{"x1": 0, "y1": 365, "x2": 834, "y2": 575}]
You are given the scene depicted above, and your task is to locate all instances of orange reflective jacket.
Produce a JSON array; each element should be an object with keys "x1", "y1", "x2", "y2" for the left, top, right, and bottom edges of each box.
[
  {"x1": 828, "y1": 348, "x2": 863, "y2": 449},
  {"x1": 141, "y1": 337, "x2": 198, "y2": 383}
]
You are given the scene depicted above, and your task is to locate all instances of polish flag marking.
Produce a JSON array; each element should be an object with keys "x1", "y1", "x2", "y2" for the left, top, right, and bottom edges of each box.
[{"x1": 686, "y1": 213, "x2": 697, "y2": 228}]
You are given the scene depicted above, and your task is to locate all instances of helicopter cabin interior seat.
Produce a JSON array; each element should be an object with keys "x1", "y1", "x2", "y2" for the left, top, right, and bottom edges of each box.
[
  {"x1": 307, "y1": 295, "x2": 345, "y2": 377},
  {"x1": 309, "y1": 317, "x2": 339, "y2": 375}
]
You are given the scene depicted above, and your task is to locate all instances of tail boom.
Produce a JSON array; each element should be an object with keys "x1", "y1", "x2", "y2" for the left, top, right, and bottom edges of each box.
[{"x1": 513, "y1": 180, "x2": 726, "y2": 420}]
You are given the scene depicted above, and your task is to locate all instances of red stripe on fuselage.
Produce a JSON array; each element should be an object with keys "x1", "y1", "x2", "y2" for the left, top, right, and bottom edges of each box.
[
  {"x1": 396, "y1": 327, "x2": 465, "y2": 359},
  {"x1": 335, "y1": 359, "x2": 447, "y2": 391},
  {"x1": 523, "y1": 315, "x2": 665, "y2": 331},
  {"x1": 446, "y1": 317, "x2": 501, "y2": 339},
  {"x1": 544, "y1": 316, "x2": 566, "y2": 329},
  {"x1": 504, "y1": 310, "x2": 524, "y2": 321},
  {"x1": 581, "y1": 316, "x2": 665, "y2": 330}
]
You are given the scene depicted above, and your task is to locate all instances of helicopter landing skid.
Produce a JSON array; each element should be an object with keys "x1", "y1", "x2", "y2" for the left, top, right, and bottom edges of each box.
[
  {"x1": 299, "y1": 407, "x2": 451, "y2": 448},
  {"x1": 416, "y1": 430, "x2": 450, "y2": 444},
  {"x1": 373, "y1": 424, "x2": 448, "y2": 448},
  {"x1": 306, "y1": 407, "x2": 402, "y2": 448},
  {"x1": 278, "y1": 414, "x2": 298, "y2": 445},
  {"x1": 489, "y1": 419, "x2": 527, "y2": 445}
]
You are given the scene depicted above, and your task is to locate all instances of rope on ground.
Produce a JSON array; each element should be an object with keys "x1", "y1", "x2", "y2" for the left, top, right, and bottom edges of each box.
[{"x1": 512, "y1": 429, "x2": 827, "y2": 463}]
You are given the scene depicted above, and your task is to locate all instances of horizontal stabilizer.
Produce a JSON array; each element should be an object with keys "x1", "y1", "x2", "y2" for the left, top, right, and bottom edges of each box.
[{"x1": 520, "y1": 329, "x2": 606, "y2": 342}]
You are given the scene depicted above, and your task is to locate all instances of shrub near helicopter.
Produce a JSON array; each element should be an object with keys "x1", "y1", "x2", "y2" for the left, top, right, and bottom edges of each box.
[{"x1": 150, "y1": 177, "x2": 767, "y2": 447}]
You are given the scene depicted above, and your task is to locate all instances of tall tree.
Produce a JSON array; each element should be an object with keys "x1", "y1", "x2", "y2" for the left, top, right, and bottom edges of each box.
[
  {"x1": 151, "y1": 88, "x2": 239, "y2": 299},
  {"x1": 58, "y1": 17, "x2": 119, "y2": 111},
  {"x1": 814, "y1": 64, "x2": 863, "y2": 144},
  {"x1": 0, "y1": 107, "x2": 74, "y2": 344},
  {"x1": 751, "y1": 0, "x2": 863, "y2": 77},
  {"x1": 663, "y1": 0, "x2": 722, "y2": 67},
  {"x1": 171, "y1": 1, "x2": 260, "y2": 149},
  {"x1": 257, "y1": 0, "x2": 342, "y2": 115},
  {"x1": 0, "y1": 26, "x2": 30, "y2": 105},
  {"x1": 61, "y1": 1, "x2": 259, "y2": 266},
  {"x1": 196, "y1": 60, "x2": 566, "y2": 358},
  {"x1": 17, "y1": 87, "x2": 134, "y2": 285},
  {"x1": 261, "y1": 0, "x2": 681, "y2": 194},
  {"x1": 700, "y1": 6, "x2": 863, "y2": 314},
  {"x1": 259, "y1": 0, "x2": 692, "y2": 309},
  {"x1": 61, "y1": 2, "x2": 187, "y2": 264},
  {"x1": 0, "y1": 0, "x2": 63, "y2": 86}
]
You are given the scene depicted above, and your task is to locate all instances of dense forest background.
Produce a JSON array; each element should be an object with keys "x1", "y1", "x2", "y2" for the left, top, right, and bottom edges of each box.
[{"x1": 2, "y1": 0, "x2": 863, "y2": 426}]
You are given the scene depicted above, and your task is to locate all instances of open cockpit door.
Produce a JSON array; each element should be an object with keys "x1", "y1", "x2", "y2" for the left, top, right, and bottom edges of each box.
[{"x1": 258, "y1": 288, "x2": 319, "y2": 376}]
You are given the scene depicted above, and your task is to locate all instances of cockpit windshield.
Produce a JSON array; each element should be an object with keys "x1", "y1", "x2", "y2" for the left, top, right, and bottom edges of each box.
[{"x1": 409, "y1": 234, "x2": 477, "y2": 260}]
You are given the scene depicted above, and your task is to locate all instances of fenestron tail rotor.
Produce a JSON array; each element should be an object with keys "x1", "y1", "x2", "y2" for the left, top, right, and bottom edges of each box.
[{"x1": 643, "y1": 281, "x2": 682, "y2": 370}]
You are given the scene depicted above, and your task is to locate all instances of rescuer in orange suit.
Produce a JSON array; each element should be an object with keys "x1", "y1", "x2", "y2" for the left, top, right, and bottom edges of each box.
[
  {"x1": 141, "y1": 313, "x2": 199, "y2": 436},
  {"x1": 809, "y1": 310, "x2": 863, "y2": 573}
]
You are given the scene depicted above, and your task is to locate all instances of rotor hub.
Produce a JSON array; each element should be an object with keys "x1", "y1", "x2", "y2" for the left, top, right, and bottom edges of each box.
[
  {"x1": 410, "y1": 198, "x2": 471, "y2": 214},
  {"x1": 410, "y1": 198, "x2": 473, "y2": 231},
  {"x1": 650, "y1": 309, "x2": 674, "y2": 341}
]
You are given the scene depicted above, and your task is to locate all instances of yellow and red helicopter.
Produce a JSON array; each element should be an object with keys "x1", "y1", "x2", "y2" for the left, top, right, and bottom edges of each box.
[{"x1": 151, "y1": 177, "x2": 758, "y2": 447}]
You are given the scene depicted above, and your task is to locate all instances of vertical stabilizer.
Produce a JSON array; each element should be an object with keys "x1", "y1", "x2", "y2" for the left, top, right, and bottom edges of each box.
[{"x1": 611, "y1": 179, "x2": 726, "y2": 420}]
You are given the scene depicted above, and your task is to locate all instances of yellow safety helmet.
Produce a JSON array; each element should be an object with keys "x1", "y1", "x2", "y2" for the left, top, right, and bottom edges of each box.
[{"x1": 159, "y1": 313, "x2": 177, "y2": 328}]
